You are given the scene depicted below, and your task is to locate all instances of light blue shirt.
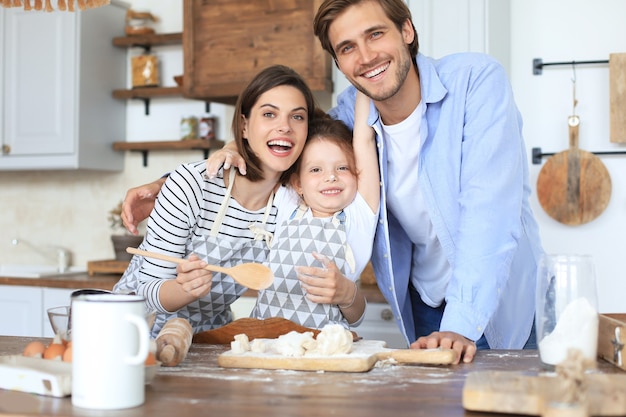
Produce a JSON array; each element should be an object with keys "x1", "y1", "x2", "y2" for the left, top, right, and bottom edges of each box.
[{"x1": 330, "y1": 52, "x2": 544, "y2": 349}]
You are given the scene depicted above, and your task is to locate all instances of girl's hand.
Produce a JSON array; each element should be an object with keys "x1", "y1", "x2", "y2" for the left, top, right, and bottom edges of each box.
[
  {"x1": 205, "y1": 142, "x2": 247, "y2": 179},
  {"x1": 296, "y1": 252, "x2": 353, "y2": 305}
]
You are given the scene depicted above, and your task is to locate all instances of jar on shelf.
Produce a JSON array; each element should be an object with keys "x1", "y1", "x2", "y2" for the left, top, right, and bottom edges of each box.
[
  {"x1": 198, "y1": 114, "x2": 216, "y2": 141},
  {"x1": 180, "y1": 115, "x2": 197, "y2": 140}
]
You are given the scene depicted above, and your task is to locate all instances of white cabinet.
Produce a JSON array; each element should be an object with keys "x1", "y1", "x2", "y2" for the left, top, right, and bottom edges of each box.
[
  {"x1": 0, "y1": 285, "x2": 42, "y2": 337},
  {"x1": 355, "y1": 303, "x2": 407, "y2": 349},
  {"x1": 0, "y1": 285, "x2": 75, "y2": 337},
  {"x1": 0, "y1": 4, "x2": 127, "y2": 170}
]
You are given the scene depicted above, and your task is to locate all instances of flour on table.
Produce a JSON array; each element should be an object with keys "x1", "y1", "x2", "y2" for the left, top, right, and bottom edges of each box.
[{"x1": 229, "y1": 323, "x2": 353, "y2": 357}]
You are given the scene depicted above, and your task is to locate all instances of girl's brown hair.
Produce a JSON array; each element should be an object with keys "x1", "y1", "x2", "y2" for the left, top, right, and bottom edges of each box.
[{"x1": 291, "y1": 113, "x2": 357, "y2": 183}]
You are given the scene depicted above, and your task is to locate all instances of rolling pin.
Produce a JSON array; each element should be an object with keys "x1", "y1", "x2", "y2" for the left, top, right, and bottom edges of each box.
[{"x1": 156, "y1": 318, "x2": 193, "y2": 367}]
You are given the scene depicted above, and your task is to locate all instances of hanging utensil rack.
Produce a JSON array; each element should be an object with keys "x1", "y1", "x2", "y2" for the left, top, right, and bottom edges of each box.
[
  {"x1": 533, "y1": 57, "x2": 609, "y2": 75},
  {"x1": 531, "y1": 56, "x2": 626, "y2": 162}
]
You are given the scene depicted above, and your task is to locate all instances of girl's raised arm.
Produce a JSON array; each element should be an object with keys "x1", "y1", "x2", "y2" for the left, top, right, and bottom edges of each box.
[{"x1": 353, "y1": 91, "x2": 379, "y2": 213}]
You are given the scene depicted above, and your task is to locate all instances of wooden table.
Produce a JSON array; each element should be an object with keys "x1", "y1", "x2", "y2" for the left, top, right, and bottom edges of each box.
[{"x1": 0, "y1": 336, "x2": 622, "y2": 417}]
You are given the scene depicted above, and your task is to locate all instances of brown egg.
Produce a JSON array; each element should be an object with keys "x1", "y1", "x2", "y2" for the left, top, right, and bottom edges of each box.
[
  {"x1": 62, "y1": 343, "x2": 72, "y2": 362},
  {"x1": 145, "y1": 351, "x2": 157, "y2": 366},
  {"x1": 43, "y1": 343, "x2": 66, "y2": 360},
  {"x1": 22, "y1": 341, "x2": 46, "y2": 358}
]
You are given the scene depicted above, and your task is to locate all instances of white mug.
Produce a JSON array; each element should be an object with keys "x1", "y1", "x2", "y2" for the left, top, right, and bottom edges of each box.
[{"x1": 71, "y1": 294, "x2": 150, "y2": 409}]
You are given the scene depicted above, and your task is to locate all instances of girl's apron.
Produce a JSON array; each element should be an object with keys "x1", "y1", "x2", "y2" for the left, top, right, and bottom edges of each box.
[
  {"x1": 252, "y1": 204, "x2": 356, "y2": 329},
  {"x1": 153, "y1": 169, "x2": 275, "y2": 335}
]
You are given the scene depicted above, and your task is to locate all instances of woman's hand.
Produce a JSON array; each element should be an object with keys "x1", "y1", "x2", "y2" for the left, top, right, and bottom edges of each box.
[
  {"x1": 121, "y1": 178, "x2": 166, "y2": 235},
  {"x1": 159, "y1": 254, "x2": 213, "y2": 312},
  {"x1": 411, "y1": 331, "x2": 477, "y2": 364},
  {"x1": 205, "y1": 142, "x2": 247, "y2": 179},
  {"x1": 175, "y1": 254, "x2": 213, "y2": 299}
]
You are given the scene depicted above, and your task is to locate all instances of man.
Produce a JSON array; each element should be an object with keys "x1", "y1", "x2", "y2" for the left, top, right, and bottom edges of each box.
[{"x1": 122, "y1": 0, "x2": 543, "y2": 363}]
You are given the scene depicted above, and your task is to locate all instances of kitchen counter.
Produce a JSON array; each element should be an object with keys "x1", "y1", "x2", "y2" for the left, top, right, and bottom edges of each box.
[
  {"x1": 0, "y1": 336, "x2": 623, "y2": 417},
  {"x1": 0, "y1": 273, "x2": 120, "y2": 291},
  {"x1": 0, "y1": 273, "x2": 388, "y2": 303}
]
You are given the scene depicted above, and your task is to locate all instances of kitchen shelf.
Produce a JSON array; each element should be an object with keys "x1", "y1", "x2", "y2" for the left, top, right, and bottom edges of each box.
[
  {"x1": 113, "y1": 139, "x2": 225, "y2": 166},
  {"x1": 112, "y1": 86, "x2": 184, "y2": 115},
  {"x1": 112, "y1": 32, "x2": 183, "y2": 52},
  {"x1": 112, "y1": 32, "x2": 191, "y2": 114}
]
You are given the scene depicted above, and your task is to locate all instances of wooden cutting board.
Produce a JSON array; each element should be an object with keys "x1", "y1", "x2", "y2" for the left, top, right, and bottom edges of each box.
[
  {"x1": 536, "y1": 115, "x2": 611, "y2": 225},
  {"x1": 218, "y1": 339, "x2": 455, "y2": 373},
  {"x1": 463, "y1": 371, "x2": 626, "y2": 415}
]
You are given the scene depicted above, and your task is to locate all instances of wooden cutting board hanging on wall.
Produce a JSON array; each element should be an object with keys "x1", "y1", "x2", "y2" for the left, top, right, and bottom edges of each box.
[
  {"x1": 536, "y1": 114, "x2": 612, "y2": 225},
  {"x1": 609, "y1": 52, "x2": 626, "y2": 143}
]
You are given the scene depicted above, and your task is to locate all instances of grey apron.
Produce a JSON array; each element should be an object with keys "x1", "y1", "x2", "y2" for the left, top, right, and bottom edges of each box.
[
  {"x1": 153, "y1": 169, "x2": 275, "y2": 335},
  {"x1": 252, "y1": 204, "x2": 355, "y2": 329}
]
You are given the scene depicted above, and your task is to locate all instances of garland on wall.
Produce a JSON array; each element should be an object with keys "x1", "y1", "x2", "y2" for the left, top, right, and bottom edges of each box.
[{"x1": 1, "y1": 0, "x2": 110, "y2": 12}]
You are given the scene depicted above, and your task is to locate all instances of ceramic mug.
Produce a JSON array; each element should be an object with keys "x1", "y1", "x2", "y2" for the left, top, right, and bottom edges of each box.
[{"x1": 71, "y1": 294, "x2": 150, "y2": 409}]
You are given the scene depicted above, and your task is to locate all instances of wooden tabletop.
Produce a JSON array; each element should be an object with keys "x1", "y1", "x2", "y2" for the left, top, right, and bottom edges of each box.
[{"x1": 1, "y1": 336, "x2": 623, "y2": 417}]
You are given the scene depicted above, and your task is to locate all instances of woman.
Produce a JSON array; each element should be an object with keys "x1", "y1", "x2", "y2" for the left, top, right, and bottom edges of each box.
[{"x1": 113, "y1": 65, "x2": 316, "y2": 337}]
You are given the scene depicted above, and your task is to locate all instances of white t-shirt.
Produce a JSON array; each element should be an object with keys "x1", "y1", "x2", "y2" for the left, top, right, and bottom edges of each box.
[{"x1": 383, "y1": 101, "x2": 451, "y2": 307}]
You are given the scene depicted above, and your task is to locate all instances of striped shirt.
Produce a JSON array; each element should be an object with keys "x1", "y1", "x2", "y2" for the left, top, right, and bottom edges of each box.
[{"x1": 114, "y1": 161, "x2": 284, "y2": 322}]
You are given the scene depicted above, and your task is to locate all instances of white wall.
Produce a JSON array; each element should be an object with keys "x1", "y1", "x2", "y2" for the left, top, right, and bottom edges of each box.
[
  {"x1": 509, "y1": 0, "x2": 626, "y2": 314},
  {"x1": 1, "y1": 0, "x2": 624, "y2": 314}
]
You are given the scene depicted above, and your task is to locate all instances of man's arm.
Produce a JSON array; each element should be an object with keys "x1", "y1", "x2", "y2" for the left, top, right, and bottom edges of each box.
[{"x1": 121, "y1": 177, "x2": 166, "y2": 235}]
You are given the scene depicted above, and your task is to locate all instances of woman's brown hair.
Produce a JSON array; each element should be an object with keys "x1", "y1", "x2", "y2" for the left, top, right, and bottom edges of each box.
[{"x1": 232, "y1": 65, "x2": 318, "y2": 183}]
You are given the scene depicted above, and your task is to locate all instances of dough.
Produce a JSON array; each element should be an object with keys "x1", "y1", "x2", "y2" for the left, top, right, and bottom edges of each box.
[
  {"x1": 230, "y1": 333, "x2": 251, "y2": 354},
  {"x1": 229, "y1": 324, "x2": 353, "y2": 357},
  {"x1": 309, "y1": 324, "x2": 353, "y2": 356},
  {"x1": 274, "y1": 331, "x2": 317, "y2": 357},
  {"x1": 250, "y1": 338, "x2": 267, "y2": 353}
]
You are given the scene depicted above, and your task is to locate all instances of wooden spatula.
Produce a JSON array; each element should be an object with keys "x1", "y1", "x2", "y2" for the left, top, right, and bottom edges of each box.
[{"x1": 126, "y1": 247, "x2": 274, "y2": 290}]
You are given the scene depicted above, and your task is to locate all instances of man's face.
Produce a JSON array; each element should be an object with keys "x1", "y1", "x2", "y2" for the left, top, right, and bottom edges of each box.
[{"x1": 328, "y1": 0, "x2": 414, "y2": 102}]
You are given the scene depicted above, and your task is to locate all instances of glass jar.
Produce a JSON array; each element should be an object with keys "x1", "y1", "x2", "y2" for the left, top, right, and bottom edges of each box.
[
  {"x1": 180, "y1": 115, "x2": 197, "y2": 140},
  {"x1": 198, "y1": 114, "x2": 216, "y2": 141},
  {"x1": 536, "y1": 254, "x2": 599, "y2": 367}
]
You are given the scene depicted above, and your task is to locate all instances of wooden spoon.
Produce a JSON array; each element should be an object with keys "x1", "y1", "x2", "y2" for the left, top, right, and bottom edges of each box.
[{"x1": 126, "y1": 247, "x2": 274, "y2": 290}]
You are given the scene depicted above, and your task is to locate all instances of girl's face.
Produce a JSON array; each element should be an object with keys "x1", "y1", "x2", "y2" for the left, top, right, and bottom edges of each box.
[
  {"x1": 292, "y1": 138, "x2": 358, "y2": 218},
  {"x1": 241, "y1": 85, "x2": 309, "y2": 180}
]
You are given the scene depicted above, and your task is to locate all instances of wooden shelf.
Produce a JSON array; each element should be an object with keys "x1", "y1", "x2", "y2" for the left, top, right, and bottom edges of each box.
[
  {"x1": 112, "y1": 33, "x2": 187, "y2": 114},
  {"x1": 112, "y1": 87, "x2": 185, "y2": 114},
  {"x1": 113, "y1": 139, "x2": 225, "y2": 166},
  {"x1": 112, "y1": 32, "x2": 182, "y2": 51},
  {"x1": 112, "y1": 86, "x2": 183, "y2": 99}
]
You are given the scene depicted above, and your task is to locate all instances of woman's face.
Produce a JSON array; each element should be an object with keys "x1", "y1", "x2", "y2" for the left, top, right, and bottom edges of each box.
[
  {"x1": 241, "y1": 85, "x2": 309, "y2": 180},
  {"x1": 292, "y1": 138, "x2": 358, "y2": 218}
]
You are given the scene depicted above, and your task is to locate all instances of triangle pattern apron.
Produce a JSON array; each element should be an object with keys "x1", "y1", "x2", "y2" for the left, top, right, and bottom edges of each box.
[
  {"x1": 152, "y1": 169, "x2": 275, "y2": 335},
  {"x1": 252, "y1": 205, "x2": 355, "y2": 329}
]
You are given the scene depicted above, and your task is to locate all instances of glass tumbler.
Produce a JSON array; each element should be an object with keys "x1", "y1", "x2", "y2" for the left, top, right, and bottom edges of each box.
[{"x1": 535, "y1": 254, "x2": 599, "y2": 367}]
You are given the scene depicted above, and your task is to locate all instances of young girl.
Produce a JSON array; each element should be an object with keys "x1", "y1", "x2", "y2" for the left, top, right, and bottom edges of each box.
[
  {"x1": 252, "y1": 91, "x2": 379, "y2": 329},
  {"x1": 113, "y1": 65, "x2": 317, "y2": 337}
]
